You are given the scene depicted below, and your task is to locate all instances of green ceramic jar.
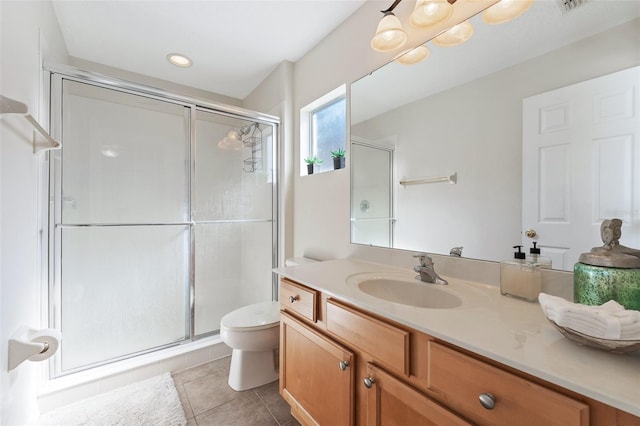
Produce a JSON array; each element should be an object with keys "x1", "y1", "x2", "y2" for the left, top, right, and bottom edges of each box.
[{"x1": 574, "y1": 262, "x2": 640, "y2": 311}]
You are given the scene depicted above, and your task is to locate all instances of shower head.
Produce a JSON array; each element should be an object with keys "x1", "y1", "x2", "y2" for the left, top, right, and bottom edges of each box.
[
  {"x1": 217, "y1": 123, "x2": 259, "y2": 150},
  {"x1": 238, "y1": 123, "x2": 255, "y2": 135}
]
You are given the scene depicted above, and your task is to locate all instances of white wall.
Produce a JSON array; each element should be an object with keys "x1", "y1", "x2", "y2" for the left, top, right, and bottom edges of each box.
[
  {"x1": 0, "y1": 1, "x2": 69, "y2": 424},
  {"x1": 291, "y1": 5, "x2": 640, "y2": 263},
  {"x1": 292, "y1": 1, "x2": 397, "y2": 261},
  {"x1": 244, "y1": 61, "x2": 294, "y2": 266}
]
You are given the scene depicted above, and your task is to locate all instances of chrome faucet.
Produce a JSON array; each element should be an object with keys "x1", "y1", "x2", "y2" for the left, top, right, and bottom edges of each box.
[
  {"x1": 449, "y1": 246, "x2": 463, "y2": 257},
  {"x1": 413, "y1": 253, "x2": 448, "y2": 285}
]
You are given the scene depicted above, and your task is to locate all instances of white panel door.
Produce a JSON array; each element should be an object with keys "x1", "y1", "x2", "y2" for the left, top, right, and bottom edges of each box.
[{"x1": 522, "y1": 66, "x2": 640, "y2": 271}]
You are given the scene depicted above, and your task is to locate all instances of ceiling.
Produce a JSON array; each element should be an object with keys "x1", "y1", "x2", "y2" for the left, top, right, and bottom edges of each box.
[
  {"x1": 51, "y1": 0, "x2": 367, "y2": 100},
  {"x1": 50, "y1": 0, "x2": 640, "y2": 105}
]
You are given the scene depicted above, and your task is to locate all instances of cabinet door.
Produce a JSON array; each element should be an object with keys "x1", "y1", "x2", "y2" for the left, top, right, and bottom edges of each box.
[
  {"x1": 363, "y1": 363, "x2": 471, "y2": 426},
  {"x1": 280, "y1": 311, "x2": 355, "y2": 426}
]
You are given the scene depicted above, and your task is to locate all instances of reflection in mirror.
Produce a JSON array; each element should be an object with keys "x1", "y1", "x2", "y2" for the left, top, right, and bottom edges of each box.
[
  {"x1": 350, "y1": 1, "x2": 640, "y2": 271},
  {"x1": 351, "y1": 139, "x2": 394, "y2": 247}
]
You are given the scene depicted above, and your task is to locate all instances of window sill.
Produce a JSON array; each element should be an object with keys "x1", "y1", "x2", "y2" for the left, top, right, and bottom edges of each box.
[{"x1": 301, "y1": 167, "x2": 346, "y2": 177}]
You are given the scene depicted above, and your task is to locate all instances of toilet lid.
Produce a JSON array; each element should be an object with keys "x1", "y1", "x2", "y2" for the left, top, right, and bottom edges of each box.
[{"x1": 220, "y1": 301, "x2": 280, "y2": 331}]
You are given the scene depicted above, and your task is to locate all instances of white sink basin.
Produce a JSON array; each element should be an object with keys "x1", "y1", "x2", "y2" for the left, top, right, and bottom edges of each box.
[{"x1": 357, "y1": 278, "x2": 462, "y2": 309}]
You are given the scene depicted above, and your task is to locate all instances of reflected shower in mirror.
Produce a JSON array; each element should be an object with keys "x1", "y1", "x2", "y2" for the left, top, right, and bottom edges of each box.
[
  {"x1": 351, "y1": 139, "x2": 395, "y2": 247},
  {"x1": 350, "y1": 1, "x2": 640, "y2": 271}
]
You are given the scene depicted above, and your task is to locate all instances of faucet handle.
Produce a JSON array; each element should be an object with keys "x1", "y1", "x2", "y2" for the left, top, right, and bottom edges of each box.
[
  {"x1": 413, "y1": 253, "x2": 433, "y2": 266},
  {"x1": 449, "y1": 246, "x2": 463, "y2": 257}
]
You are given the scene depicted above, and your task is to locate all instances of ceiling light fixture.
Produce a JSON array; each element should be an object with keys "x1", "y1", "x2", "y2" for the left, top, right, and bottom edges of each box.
[
  {"x1": 395, "y1": 45, "x2": 430, "y2": 65},
  {"x1": 410, "y1": 0, "x2": 454, "y2": 28},
  {"x1": 432, "y1": 20, "x2": 474, "y2": 47},
  {"x1": 482, "y1": 0, "x2": 535, "y2": 24},
  {"x1": 372, "y1": 0, "x2": 536, "y2": 64},
  {"x1": 371, "y1": 9, "x2": 408, "y2": 52},
  {"x1": 166, "y1": 53, "x2": 192, "y2": 68}
]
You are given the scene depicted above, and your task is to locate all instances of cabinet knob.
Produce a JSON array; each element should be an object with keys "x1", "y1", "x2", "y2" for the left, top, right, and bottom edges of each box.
[
  {"x1": 363, "y1": 377, "x2": 375, "y2": 388},
  {"x1": 338, "y1": 361, "x2": 349, "y2": 371},
  {"x1": 479, "y1": 393, "x2": 496, "y2": 410},
  {"x1": 289, "y1": 295, "x2": 298, "y2": 303}
]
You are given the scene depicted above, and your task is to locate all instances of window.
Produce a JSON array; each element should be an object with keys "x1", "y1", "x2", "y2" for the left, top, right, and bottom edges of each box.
[
  {"x1": 300, "y1": 85, "x2": 346, "y2": 174},
  {"x1": 311, "y1": 97, "x2": 346, "y2": 172}
]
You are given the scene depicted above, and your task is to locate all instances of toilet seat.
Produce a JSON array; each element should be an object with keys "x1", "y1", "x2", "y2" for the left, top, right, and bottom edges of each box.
[{"x1": 220, "y1": 301, "x2": 280, "y2": 332}]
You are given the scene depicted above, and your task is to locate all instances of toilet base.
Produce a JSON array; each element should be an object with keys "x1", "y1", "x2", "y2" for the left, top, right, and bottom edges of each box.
[{"x1": 228, "y1": 348, "x2": 279, "y2": 391}]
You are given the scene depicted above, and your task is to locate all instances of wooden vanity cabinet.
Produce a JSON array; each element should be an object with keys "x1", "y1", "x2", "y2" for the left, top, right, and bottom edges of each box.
[
  {"x1": 279, "y1": 279, "x2": 456, "y2": 426},
  {"x1": 279, "y1": 278, "x2": 640, "y2": 426}
]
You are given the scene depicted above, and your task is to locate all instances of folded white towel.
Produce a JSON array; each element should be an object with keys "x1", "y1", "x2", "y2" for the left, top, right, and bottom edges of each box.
[
  {"x1": 540, "y1": 294, "x2": 619, "y2": 337},
  {"x1": 539, "y1": 293, "x2": 640, "y2": 340}
]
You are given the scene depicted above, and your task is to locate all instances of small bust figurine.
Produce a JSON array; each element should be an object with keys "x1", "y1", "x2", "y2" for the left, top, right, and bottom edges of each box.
[
  {"x1": 608, "y1": 218, "x2": 640, "y2": 257},
  {"x1": 600, "y1": 219, "x2": 618, "y2": 249},
  {"x1": 579, "y1": 219, "x2": 640, "y2": 268}
]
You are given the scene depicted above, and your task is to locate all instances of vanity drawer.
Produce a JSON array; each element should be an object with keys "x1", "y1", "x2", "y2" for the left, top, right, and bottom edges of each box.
[
  {"x1": 326, "y1": 299, "x2": 410, "y2": 376},
  {"x1": 280, "y1": 279, "x2": 318, "y2": 322},
  {"x1": 427, "y1": 341, "x2": 589, "y2": 426}
]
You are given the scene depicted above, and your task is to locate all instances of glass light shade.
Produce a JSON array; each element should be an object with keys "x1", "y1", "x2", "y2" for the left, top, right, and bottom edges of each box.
[
  {"x1": 432, "y1": 21, "x2": 474, "y2": 47},
  {"x1": 396, "y1": 45, "x2": 430, "y2": 65},
  {"x1": 482, "y1": 0, "x2": 535, "y2": 25},
  {"x1": 410, "y1": 0, "x2": 454, "y2": 28},
  {"x1": 371, "y1": 12, "x2": 408, "y2": 52}
]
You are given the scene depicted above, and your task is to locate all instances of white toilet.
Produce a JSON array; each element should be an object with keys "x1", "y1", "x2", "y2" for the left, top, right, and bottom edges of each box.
[{"x1": 220, "y1": 300, "x2": 281, "y2": 391}]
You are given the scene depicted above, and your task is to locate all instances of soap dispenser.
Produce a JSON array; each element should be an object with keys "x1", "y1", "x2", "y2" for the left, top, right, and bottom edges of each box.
[
  {"x1": 528, "y1": 242, "x2": 552, "y2": 269},
  {"x1": 500, "y1": 245, "x2": 542, "y2": 302}
]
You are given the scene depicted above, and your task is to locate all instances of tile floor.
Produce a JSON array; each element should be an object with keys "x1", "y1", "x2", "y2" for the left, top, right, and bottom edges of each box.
[{"x1": 172, "y1": 356, "x2": 300, "y2": 426}]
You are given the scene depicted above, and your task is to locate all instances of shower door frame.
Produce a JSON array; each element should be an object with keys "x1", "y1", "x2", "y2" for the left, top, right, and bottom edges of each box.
[{"x1": 45, "y1": 63, "x2": 280, "y2": 377}]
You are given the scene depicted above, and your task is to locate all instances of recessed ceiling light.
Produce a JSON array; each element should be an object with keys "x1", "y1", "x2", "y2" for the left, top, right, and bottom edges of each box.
[{"x1": 167, "y1": 53, "x2": 192, "y2": 68}]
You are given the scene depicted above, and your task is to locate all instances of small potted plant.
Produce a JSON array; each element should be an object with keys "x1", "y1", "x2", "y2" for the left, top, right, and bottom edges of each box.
[
  {"x1": 331, "y1": 148, "x2": 346, "y2": 170},
  {"x1": 304, "y1": 156, "x2": 323, "y2": 175}
]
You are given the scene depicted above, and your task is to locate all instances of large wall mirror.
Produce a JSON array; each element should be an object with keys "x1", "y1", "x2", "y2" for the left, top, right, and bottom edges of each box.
[{"x1": 350, "y1": 1, "x2": 640, "y2": 271}]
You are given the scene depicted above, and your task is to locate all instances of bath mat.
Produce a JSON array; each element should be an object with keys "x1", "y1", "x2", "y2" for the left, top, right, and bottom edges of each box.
[{"x1": 38, "y1": 372, "x2": 186, "y2": 426}]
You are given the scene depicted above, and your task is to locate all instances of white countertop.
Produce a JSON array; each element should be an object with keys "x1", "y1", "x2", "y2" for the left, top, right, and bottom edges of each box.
[{"x1": 275, "y1": 258, "x2": 640, "y2": 417}]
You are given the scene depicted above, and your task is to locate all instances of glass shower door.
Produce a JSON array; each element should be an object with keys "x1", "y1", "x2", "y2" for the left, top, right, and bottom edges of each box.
[
  {"x1": 54, "y1": 80, "x2": 190, "y2": 373},
  {"x1": 193, "y1": 110, "x2": 275, "y2": 336}
]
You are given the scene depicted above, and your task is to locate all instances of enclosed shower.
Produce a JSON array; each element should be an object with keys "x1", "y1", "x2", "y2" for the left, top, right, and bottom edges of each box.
[{"x1": 46, "y1": 66, "x2": 278, "y2": 377}]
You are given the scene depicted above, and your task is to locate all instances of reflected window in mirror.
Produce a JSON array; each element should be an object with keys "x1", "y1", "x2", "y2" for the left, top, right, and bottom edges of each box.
[{"x1": 300, "y1": 85, "x2": 346, "y2": 175}]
